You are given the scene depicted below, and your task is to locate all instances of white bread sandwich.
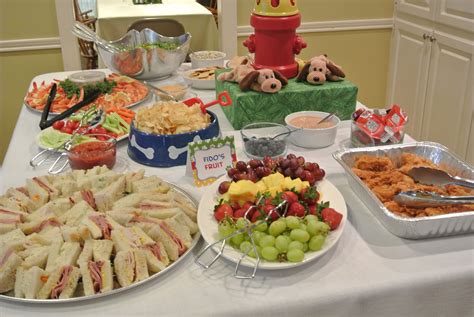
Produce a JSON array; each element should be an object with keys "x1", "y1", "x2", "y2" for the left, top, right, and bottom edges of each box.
[
  {"x1": 92, "y1": 239, "x2": 114, "y2": 262},
  {"x1": 45, "y1": 239, "x2": 64, "y2": 272},
  {"x1": 79, "y1": 212, "x2": 122, "y2": 240},
  {"x1": 112, "y1": 191, "x2": 172, "y2": 210},
  {"x1": 59, "y1": 200, "x2": 95, "y2": 226},
  {"x1": 26, "y1": 176, "x2": 59, "y2": 207},
  {"x1": 5, "y1": 187, "x2": 37, "y2": 212},
  {"x1": 26, "y1": 198, "x2": 72, "y2": 222},
  {"x1": 61, "y1": 225, "x2": 83, "y2": 243},
  {"x1": 171, "y1": 212, "x2": 198, "y2": 235},
  {"x1": 0, "y1": 228, "x2": 26, "y2": 251},
  {"x1": 19, "y1": 245, "x2": 49, "y2": 269},
  {"x1": 77, "y1": 239, "x2": 94, "y2": 267},
  {"x1": 0, "y1": 207, "x2": 26, "y2": 234},
  {"x1": 138, "y1": 218, "x2": 192, "y2": 261},
  {"x1": 114, "y1": 249, "x2": 148, "y2": 287},
  {"x1": 19, "y1": 216, "x2": 61, "y2": 235},
  {"x1": 37, "y1": 265, "x2": 81, "y2": 299},
  {"x1": 111, "y1": 226, "x2": 169, "y2": 273},
  {"x1": 130, "y1": 175, "x2": 167, "y2": 193},
  {"x1": 94, "y1": 176, "x2": 126, "y2": 212},
  {"x1": 14, "y1": 266, "x2": 46, "y2": 299},
  {"x1": 124, "y1": 170, "x2": 145, "y2": 193},
  {"x1": 80, "y1": 259, "x2": 113, "y2": 296},
  {"x1": 50, "y1": 242, "x2": 81, "y2": 269},
  {"x1": 0, "y1": 245, "x2": 23, "y2": 293}
]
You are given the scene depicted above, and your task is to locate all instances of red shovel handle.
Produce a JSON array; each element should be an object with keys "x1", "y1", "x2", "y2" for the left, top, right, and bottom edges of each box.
[{"x1": 202, "y1": 91, "x2": 233, "y2": 109}]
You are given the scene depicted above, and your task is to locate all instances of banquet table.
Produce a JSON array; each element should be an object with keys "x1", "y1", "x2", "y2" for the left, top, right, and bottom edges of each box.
[
  {"x1": 96, "y1": 0, "x2": 218, "y2": 57},
  {"x1": 1, "y1": 69, "x2": 473, "y2": 317}
]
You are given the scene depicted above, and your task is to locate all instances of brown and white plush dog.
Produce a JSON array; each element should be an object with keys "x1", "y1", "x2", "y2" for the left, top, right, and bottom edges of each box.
[
  {"x1": 218, "y1": 61, "x2": 288, "y2": 93},
  {"x1": 297, "y1": 55, "x2": 345, "y2": 85}
]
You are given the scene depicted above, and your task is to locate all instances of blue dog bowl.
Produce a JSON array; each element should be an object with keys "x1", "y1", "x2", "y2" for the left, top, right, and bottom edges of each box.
[{"x1": 127, "y1": 110, "x2": 220, "y2": 167}]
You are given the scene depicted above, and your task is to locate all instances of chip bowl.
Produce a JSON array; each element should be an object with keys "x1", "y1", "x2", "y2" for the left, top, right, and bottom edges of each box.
[
  {"x1": 97, "y1": 28, "x2": 191, "y2": 80},
  {"x1": 127, "y1": 111, "x2": 220, "y2": 167}
]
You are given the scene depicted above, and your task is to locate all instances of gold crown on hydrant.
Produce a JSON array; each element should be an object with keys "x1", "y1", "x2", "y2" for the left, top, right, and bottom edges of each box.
[{"x1": 253, "y1": 0, "x2": 299, "y2": 17}]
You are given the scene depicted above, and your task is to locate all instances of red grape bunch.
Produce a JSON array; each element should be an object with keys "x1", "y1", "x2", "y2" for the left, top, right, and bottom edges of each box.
[{"x1": 219, "y1": 154, "x2": 325, "y2": 194}]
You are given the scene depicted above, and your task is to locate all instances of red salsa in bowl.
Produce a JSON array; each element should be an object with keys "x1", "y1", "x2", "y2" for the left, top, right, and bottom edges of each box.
[{"x1": 67, "y1": 134, "x2": 117, "y2": 170}]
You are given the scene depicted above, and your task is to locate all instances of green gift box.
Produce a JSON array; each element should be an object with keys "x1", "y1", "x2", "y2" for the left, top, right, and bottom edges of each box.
[{"x1": 215, "y1": 70, "x2": 358, "y2": 130}]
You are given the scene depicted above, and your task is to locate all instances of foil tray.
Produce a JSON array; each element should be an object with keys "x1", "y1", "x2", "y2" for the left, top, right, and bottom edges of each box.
[
  {"x1": 0, "y1": 182, "x2": 200, "y2": 304},
  {"x1": 333, "y1": 141, "x2": 474, "y2": 239}
]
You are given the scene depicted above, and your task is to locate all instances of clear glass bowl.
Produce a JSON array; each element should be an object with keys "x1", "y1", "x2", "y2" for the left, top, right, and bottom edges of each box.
[
  {"x1": 241, "y1": 122, "x2": 290, "y2": 159},
  {"x1": 66, "y1": 134, "x2": 117, "y2": 170},
  {"x1": 351, "y1": 120, "x2": 405, "y2": 147}
]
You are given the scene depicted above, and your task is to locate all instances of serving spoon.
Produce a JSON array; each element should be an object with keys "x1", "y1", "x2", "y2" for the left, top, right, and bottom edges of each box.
[
  {"x1": 407, "y1": 167, "x2": 474, "y2": 189},
  {"x1": 394, "y1": 190, "x2": 474, "y2": 208}
]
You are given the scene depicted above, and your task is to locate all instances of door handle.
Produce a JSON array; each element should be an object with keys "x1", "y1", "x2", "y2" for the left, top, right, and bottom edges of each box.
[
  {"x1": 422, "y1": 33, "x2": 429, "y2": 40},
  {"x1": 429, "y1": 35, "x2": 436, "y2": 42}
]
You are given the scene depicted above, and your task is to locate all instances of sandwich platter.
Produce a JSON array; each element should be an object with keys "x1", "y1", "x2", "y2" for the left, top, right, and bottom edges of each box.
[
  {"x1": 0, "y1": 167, "x2": 200, "y2": 303},
  {"x1": 197, "y1": 175, "x2": 347, "y2": 270}
]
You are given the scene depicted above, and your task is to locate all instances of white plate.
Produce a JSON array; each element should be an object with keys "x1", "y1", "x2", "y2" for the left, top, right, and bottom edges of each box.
[
  {"x1": 36, "y1": 127, "x2": 129, "y2": 151},
  {"x1": 197, "y1": 175, "x2": 347, "y2": 270},
  {"x1": 182, "y1": 68, "x2": 216, "y2": 90}
]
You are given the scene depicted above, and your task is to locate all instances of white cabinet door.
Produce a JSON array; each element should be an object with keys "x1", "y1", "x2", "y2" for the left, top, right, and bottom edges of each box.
[
  {"x1": 435, "y1": 0, "x2": 474, "y2": 32},
  {"x1": 386, "y1": 19, "x2": 432, "y2": 139},
  {"x1": 397, "y1": 0, "x2": 436, "y2": 20},
  {"x1": 421, "y1": 30, "x2": 474, "y2": 159}
]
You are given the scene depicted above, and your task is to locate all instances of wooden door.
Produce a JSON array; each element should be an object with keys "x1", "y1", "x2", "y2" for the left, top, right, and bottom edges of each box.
[
  {"x1": 386, "y1": 18, "x2": 432, "y2": 139},
  {"x1": 421, "y1": 30, "x2": 474, "y2": 159}
]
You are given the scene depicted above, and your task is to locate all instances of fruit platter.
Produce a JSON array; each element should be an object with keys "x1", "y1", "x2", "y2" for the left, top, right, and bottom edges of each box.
[
  {"x1": 197, "y1": 154, "x2": 347, "y2": 270},
  {"x1": 36, "y1": 107, "x2": 135, "y2": 150},
  {"x1": 24, "y1": 73, "x2": 149, "y2": 114}
]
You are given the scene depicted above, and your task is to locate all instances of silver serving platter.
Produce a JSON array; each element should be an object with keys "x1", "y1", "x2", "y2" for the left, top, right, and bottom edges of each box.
[
  {"x1": 0, "y1": 182, "x2": 200, "y2": 304},
  {"x1": 23, "y1": 83, "x2": 151, "y2": 115},
  {"x1": 333, "y1": 141, "x2": 474, "y2": 239}
]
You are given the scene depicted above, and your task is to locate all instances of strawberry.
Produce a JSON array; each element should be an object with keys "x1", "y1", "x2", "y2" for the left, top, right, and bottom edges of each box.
[
  {"x1": 214, "y1": 203, "x2": 233, "y2": 222},
  {"x1": 287, "y1": 201, "x2": 305, "y2": 217},
  {"x1": 321, "y1": 208, "x2": 343, "y2": 230}
]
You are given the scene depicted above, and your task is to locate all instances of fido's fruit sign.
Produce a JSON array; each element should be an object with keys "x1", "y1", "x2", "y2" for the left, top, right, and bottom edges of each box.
[{"x1": 187, "y1": 136, "x2": 237, "y2": 187}]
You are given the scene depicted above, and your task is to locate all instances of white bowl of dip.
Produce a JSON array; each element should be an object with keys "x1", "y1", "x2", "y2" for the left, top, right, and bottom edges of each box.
[{"x1": 284, "y1": 111, "x2": 340, "y2": 148}]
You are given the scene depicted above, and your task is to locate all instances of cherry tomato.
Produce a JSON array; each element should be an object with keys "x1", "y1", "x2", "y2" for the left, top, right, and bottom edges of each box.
[
  {"x1": 96, "y1": 126, "x2": 107, "y2": 134},
  {"x1": 214, "y1": 203, "x2": 233, "y2": 222},
  {"x1": 66, "y1": 120, "x2": 76, "y2": 129},
  {"x1": 72, "y1": 120, "x2": 80, "y2": 130},
  {"x1": 52, "y1": 121, "x2": 64, "y2": 130},
  {"x1": 321, "y1": 208, "x2": 343, "y2": 230},
  {"x1": 62, "y1": 127, "x2": 73, "y2": 134}
]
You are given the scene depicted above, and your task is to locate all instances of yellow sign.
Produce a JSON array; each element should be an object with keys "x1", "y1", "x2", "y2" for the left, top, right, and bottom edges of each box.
[{"x1": 253, "y1": 0, "x2": 299, "y2": 17}]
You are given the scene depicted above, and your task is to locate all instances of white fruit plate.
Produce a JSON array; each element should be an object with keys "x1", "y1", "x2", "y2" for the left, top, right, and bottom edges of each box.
[{"x1": 197, "y1": 175, "x2": 347, "y2": 270}]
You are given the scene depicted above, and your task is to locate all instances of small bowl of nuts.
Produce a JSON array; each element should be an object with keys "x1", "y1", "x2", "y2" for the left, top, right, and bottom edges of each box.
[{"x1": 241, "y1": 122, "x2": 290, "y2": 160}]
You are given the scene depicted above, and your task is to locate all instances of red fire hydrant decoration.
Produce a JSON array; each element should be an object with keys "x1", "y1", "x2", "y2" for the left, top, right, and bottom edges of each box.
[{"x1": 243, "y1": 0, "x2": 306, "y2": 79}]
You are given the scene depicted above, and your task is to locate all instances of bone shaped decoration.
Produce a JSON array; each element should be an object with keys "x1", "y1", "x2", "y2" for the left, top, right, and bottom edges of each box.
[
  {"x1": 130, "y1": 135, "x2": 155, "y2": 160},
  {"x1": 168, "y1": 135, "x2": 202, "y2": 160}
]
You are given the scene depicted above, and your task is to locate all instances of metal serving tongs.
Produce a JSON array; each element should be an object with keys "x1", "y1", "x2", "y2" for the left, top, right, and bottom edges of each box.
[
  {"x1": 195, "y1": 198, "x2": 288, "y2": 279},
  {"x1": 394, "y1": 190, "x2": 474, "y2": 208},
  {"x1": 30, "y1": 107, "x2": 104, "y2": 173},
  {"x1": 72, "y1": 22, "x2": 122, "y2": 54}
]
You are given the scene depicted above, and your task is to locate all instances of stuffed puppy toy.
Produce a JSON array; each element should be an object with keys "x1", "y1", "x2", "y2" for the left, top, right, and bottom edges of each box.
[
  {"x1": 218, "y1": 61, "x2": 288, "y2": 93},
  {"x1": 239, "y1": 69, "x2": 288, "y2": 93},
  {"x1": 297, "y1": 55, "x2": 346, "y2": 85}
]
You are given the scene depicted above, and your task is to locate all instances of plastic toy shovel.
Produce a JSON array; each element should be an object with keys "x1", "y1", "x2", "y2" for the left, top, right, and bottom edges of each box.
[{"x1": 183, "y1": 91, "x2": 232, "y2": 113}]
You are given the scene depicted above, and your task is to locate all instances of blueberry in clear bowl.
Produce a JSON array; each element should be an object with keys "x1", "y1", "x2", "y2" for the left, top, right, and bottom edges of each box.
[{"x1": 241, "y1": 122, "x2": 290, "y2": 159}]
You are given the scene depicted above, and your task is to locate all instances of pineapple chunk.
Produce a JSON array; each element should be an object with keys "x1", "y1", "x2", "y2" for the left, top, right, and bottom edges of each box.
[
  {"x1": 228, "y1": 180, "x2": 259, "y2": 202},
  {"x1": 262, "y1": 172, "x2": 285, "y2": 189},
  {"x1": 255, "y1": 181, "x2": 267, "y2": 194}
]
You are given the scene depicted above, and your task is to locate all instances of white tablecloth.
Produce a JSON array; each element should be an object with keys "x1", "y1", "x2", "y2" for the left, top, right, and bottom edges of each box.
[
  {"x1": 1, "y1": 70, "x2": 473, "y2": 317},
  {"x1": 96, "y1": 0, "x2": 218, "y2": 54}
]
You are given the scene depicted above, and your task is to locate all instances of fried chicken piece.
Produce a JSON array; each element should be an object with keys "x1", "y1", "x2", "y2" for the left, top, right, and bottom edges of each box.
[
  {"x1": 354, "y1": 155, "x2": 395, "y2": 172},
  {"x1": 398, "y1": 153, "x2": 438, "y2": 174},
  {"x1": 446, "y1": 184, "x2": 474, "y2": 196}
]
